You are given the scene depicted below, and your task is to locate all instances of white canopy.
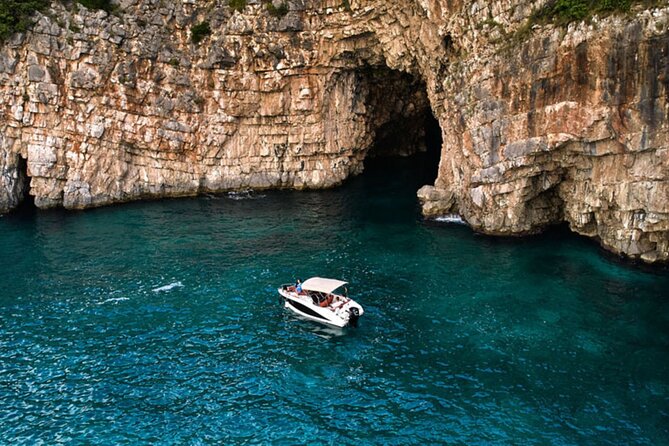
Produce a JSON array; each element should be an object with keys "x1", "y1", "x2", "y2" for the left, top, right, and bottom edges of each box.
[{"x1": 301, "y1": 277, "x2": 348, "y2": 294}]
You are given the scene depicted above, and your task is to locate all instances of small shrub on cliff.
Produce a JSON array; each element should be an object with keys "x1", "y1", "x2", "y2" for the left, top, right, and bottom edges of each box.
[
  {"x1": 265, "y1": 1, "x2": 288, "y2": 17},
  {"x1": 597, "y1": 0, "x2": 635, "y2": 12},
  {"x1": 548, "y1": 0, "x2": 590, "y2": 23},
  {"x1": 0, "y1": 0, "x2": 49, "y2": 42},
  {"x1": 229, "y1": 0, "x2": 247, "y2": 12},
  {"x1": 191, "y1": 21, "x2": 211, "y2": 44}
]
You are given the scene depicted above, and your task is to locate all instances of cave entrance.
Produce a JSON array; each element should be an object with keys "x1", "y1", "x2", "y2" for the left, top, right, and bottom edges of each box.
[
  {"x1": 15, "y1": 155, "x2": 35, "y2": 213},
  {"x1": 359, "y1": 66, "x2": 442, "y2": 188},
  {"x1": 337, "y1": 66, "x2": 443, "y2": 223}
]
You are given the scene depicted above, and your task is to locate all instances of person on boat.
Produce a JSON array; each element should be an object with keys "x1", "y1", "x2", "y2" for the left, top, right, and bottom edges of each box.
[
  {"x1": 319, "y1": 294, "x2": 334, "y2": 308},
  {"x1": 295, "y1": 279, "x2": 303, "y2": 294}
]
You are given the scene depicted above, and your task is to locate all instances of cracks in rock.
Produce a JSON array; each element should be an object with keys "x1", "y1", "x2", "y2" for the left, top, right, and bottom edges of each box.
[{"x1": 274, "y1": 143, "x2": 287, "y2": 187}]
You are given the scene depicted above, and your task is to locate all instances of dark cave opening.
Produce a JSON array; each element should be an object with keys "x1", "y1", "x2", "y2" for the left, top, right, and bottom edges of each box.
[
  {"x1": 15, "y1": 155, "x2": 35, "y2": 213},
  {"x1": 422, "y1": 111, "x2": 443, "y2": 185},
  {"x1": 361, "y1": 67, "x2": 442, "y2": 186}
]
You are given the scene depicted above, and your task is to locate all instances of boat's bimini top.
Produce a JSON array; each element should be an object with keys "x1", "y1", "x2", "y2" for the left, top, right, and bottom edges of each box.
[{"x1": 301, "y1": 277, "x2": 348, "y2": 294}]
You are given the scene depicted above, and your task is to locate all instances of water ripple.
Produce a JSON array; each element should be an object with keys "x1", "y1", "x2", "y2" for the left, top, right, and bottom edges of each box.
[{"x1": 1, "y1": 158, "x2": 668, "y2": 443}]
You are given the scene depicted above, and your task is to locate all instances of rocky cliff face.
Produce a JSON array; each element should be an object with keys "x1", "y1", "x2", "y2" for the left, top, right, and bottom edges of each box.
[
  {"x1": 418, "y1": 4, "x2": 669, "y2": 264},
  {"x1": 1, "y1": 0, "x2": 667, "y2": 263}
]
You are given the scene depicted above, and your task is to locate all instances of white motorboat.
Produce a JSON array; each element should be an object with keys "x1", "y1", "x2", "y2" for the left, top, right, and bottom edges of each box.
[{"x1": 278, "y1": 277, "x2": 364, "y2": 328}]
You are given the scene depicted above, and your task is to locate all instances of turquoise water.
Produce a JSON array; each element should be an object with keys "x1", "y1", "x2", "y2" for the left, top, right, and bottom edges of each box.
[{"x1": 1, "y1": 158, "x2": 668, "y2": 445}]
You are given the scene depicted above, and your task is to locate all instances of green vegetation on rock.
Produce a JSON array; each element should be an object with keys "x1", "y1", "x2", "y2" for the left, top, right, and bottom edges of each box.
[
  {"x1": 508, "y1": 0, "x2": 665, "y2": 46},
  {"x1": 1, "y1": 0, "x2": 120, "y2": 43},
  {"x1": 191, "y1": 21, "x2": 211, "y2": 44},
  {"x1": 529, "y1": 0, "x2": 668, "y2": 27},
  {"x1": 0, "y1": 0, "x2": 49, "y2": 42},
  {"x1": 228, "y1": 0, "x2": 246, "y2": 12},
  {"x1": 265, "y1": 1, "x2": 288, "y2": 17},
  {"x1": 533, "y1": 0, "x2": 633, "y2": 25}
]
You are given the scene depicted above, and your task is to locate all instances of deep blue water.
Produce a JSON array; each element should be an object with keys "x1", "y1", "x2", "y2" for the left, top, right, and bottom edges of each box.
[{"x1": 1, "y1": 158, "x2": 668, "y2": 445}]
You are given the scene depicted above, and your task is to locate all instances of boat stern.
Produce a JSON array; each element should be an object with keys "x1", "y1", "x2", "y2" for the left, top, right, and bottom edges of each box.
[{"x1": 340, "y1": 301, "x2": 364, "y2": 328}]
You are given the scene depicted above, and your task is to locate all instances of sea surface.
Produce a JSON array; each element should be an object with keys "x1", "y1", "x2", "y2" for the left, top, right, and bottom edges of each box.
[{"x1": 1, "y1": 157, "x2": 668, "y2": 445}]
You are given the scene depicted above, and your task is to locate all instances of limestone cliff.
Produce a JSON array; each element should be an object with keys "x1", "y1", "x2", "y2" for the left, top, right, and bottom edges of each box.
[{"x1": 0, "y1": 0, "x2": 667, "y2": 263}]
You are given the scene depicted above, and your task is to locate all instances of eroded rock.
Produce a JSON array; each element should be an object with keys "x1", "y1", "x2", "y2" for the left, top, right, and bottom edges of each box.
[{"x1": 0, "y1": 0, "x2": 667, "y2": 263}]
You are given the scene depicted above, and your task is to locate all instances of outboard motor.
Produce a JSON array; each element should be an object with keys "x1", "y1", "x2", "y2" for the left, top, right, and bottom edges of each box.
[{"x1": 348, "y1": 307, "x2": 360, "y2": 328}]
